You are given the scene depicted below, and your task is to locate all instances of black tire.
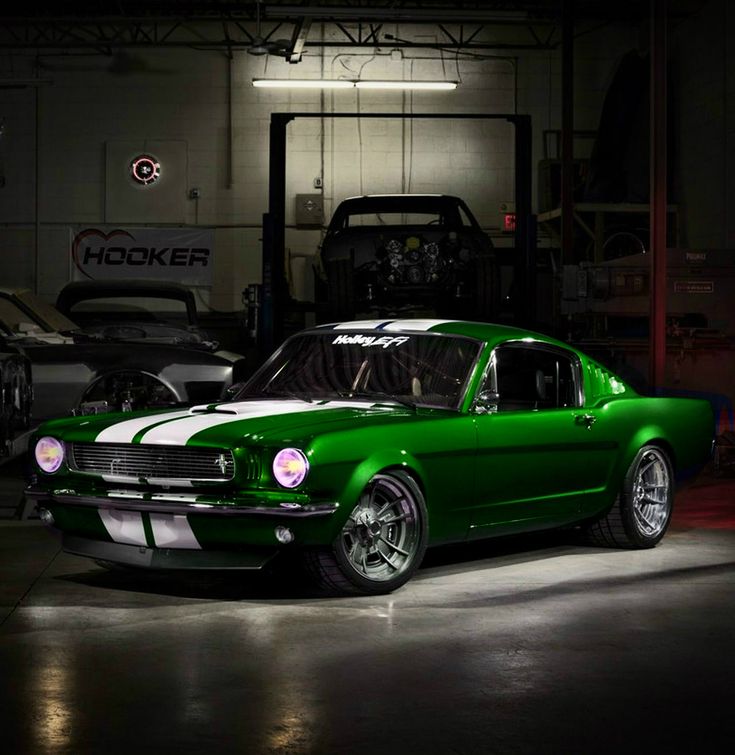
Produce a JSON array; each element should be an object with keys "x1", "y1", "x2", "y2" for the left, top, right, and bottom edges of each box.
[
  {"x1": 585, "y1": 445, "x2": 674, "y2": 548},
  {"x1": 326, "y1": 257, "x2": 355, "y2": 321},
  {"x1": 303, "y1": 470, "x2": 429, "y2": 595},
  {"x1": 8, "y1": 361, "x2": 32, "y2": 431}
]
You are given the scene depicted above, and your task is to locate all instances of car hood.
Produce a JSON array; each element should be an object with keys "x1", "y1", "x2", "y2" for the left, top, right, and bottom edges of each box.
[
  {"x1": 15, "y1": 340, "x2": 242, "y2": 367},
  {"x1": 42, "y1": 399, "x2": 430, "y2": 446},
  {"x1": 78, "y1": 321, "x2": 214, "y2": 347}
]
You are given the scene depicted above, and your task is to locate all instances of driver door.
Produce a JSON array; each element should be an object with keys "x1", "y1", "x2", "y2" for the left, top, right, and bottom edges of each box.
[{"x1": 470, "y1": 343, "x2": 618, "y2": 537}]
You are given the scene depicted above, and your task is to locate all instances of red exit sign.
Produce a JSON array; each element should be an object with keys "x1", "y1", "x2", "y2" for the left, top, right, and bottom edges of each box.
[{"x1": 503, "y1": 213, "x2": 516, "y2": 232}]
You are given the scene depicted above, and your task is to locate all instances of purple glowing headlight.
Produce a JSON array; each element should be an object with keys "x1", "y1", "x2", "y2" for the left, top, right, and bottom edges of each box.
[
  {"x1": 272, "y1": 448, "x2": 309, "y2": 488},
  {"x1": 35, "y1": 436, "x2": 65, "y2": 474}
]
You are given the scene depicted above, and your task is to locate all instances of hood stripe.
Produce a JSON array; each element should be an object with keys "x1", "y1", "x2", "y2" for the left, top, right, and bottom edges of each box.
[
  {"x1": 95, "y1": 400, "x2": 374, "y2": 446},
  {"x1": 95, "y1": 409, "x2": 192, "y2": 444}
]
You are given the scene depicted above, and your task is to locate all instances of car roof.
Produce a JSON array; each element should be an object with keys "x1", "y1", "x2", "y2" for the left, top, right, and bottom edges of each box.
[
  {"x1": 343, "y1": 194, "x2": 447, "y2": 200},
  {"x1": 58, "y1": 279, "x2": 193, "y2": 298},
  {"x1": 336, "y1": 194, "x2": 462, "y2": 210},
  {"x1": 313, "y1": 319, "x2": 577, "y2": 351},
  {"x1": 56, "y1": 279, "x2": 198, "y2": 321}
]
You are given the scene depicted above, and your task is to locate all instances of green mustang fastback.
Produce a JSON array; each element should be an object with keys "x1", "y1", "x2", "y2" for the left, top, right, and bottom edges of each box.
[{"x1": 27, "y1": 319, "x2": 713, "y2": 594}]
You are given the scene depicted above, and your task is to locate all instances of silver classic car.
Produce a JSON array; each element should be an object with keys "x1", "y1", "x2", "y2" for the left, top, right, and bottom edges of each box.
[{"x1": 0, "y1": 286, "x2": 247, "y2": 422}]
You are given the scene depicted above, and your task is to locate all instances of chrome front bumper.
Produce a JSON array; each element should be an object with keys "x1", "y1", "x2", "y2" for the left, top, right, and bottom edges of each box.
[{"x1": 25, "y1": 485, "x2": 339, "y2": 518}]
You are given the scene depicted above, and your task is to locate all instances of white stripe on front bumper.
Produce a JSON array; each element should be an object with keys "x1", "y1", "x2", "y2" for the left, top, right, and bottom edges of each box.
[
  {"x1": 149, "y1": 513, "x2": 201, "y2": 549},
  {"x1": 98, "y1": 508, "x2": 201, "y2": 550},
  {"x1": 98, "y1": 509, "x2": 147, "y2": 546}
]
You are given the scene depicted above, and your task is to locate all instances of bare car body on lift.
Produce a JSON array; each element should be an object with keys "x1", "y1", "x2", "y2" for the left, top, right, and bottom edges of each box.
[{"x1": 319, "y1": 194, "x2": 499, "y2": 320}]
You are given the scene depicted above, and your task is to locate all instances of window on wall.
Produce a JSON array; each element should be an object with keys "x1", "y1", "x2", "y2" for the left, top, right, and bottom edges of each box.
[{"x1": 492, "y1": 346, "x2": 580, "y2": 412}]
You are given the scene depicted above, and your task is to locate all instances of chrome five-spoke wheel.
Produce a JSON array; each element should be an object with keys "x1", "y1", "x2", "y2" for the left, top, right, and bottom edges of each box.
[
  {"x1": 341, "y1": 473, "x2": 423, "y2": 583},
  {"x1": 304, "y1": 470, "x2": 428, "y2": 595},
  {"x1": 586, "y1": 444, "x2": 674, "y2": 549},
  {"x1": 630, "y1": 447, "x2": 671, "y2": 539}
]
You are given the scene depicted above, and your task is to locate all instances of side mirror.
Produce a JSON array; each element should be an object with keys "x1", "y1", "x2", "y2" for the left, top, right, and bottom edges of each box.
[
  {"x1": 222, "y1": 381, "x2": 246, "y2": 401},
  {"x1": 473, "y1": 390, "x2": 499, "y2": 415}
]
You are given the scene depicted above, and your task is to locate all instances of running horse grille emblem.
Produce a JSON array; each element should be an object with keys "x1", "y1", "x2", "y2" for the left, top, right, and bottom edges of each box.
[{"x1": 215, "y1": 454, "x2": 229, "y2": 475}]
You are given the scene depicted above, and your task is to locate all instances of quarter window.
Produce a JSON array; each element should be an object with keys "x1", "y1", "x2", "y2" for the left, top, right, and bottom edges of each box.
[{"x1": 491, "y1": 345, "x2": 580, "y2": 412}]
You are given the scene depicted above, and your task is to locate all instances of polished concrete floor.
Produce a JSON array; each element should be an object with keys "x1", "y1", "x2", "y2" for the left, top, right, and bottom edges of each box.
[{"x1": 1, "y1": 474, "x2": 734, "y2": 755}]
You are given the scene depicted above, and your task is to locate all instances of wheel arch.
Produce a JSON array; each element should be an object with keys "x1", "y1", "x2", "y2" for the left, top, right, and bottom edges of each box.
[
  {"x1": 321, "y1": 449, "x2": 429, "y2": 536},
  {"x1": 624, "y1": 427, "x2": 677, "y2": 474},
  {"x1": 643, "y1": 437, "x2": 677, "y2": 472}
]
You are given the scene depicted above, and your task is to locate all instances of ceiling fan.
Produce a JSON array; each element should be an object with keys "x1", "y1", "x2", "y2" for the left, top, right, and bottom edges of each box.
[{"x1": 247, "y1": 1, "x2": 292, "y2": 57}]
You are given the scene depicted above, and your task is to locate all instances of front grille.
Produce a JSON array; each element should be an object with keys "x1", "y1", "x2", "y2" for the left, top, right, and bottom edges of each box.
[{"x1": 70, "y1": 443, "x2": 235, "y2": 482}]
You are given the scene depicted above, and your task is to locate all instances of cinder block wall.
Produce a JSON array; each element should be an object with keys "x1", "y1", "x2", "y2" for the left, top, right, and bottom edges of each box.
[{"x1": 0, "y1": 18, "x2": 658, "y2": 310}]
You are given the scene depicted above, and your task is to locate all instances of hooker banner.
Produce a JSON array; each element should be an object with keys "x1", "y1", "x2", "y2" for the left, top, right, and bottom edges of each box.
[{"x1": 70, "y1": 226, "x2": 214, "y2": 285}]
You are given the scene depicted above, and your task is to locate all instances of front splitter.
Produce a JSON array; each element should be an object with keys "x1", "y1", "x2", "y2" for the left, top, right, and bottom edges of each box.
[{"x1": 63, "y1": 534, "x2": 279, "y2": 570}]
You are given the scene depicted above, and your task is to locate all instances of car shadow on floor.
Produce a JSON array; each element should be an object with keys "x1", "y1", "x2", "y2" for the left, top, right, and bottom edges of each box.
[{"x1": 54, "y1": 528, "x2": 587, "y2": 603}]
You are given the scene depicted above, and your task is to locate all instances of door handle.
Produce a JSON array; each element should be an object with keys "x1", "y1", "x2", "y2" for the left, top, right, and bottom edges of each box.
[{"x1": 575, "y1": 413, "x2": 597, "y2": 429}]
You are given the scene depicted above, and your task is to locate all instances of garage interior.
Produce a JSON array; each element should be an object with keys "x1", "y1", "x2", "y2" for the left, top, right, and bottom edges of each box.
[{"x1": 1, "y1": 1, "x2": 734, "y2": 753}]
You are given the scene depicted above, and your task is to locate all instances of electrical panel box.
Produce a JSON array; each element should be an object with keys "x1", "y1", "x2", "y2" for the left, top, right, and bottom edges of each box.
[{"x1": 295, "y1": 194, "x2": 325, "y2": 227}]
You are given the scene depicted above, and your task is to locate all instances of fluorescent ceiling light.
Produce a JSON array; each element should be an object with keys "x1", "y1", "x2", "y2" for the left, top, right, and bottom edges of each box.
[
  {"x1": 252, "y1": 79, "x2": 354, "y2": 89},
  {"x1": 252, "y1": 79, "x2": 458, "y2": 91},
  {"x1": 355, "y1": 81, "x2": 458, "y2": 90}
]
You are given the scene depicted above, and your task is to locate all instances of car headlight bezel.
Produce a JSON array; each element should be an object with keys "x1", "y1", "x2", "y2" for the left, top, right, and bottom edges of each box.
[
  {"x1": 272, "y1": 448, "x2": 309, "y2": 489},
  {"x1": 35, "y1": 436, "x2": 65, "y2": 474}
]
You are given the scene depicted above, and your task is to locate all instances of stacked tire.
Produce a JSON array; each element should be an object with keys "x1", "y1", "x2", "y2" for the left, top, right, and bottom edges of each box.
[{"x1": 0, "y1": 353, "x2": 33, "y2": 453}]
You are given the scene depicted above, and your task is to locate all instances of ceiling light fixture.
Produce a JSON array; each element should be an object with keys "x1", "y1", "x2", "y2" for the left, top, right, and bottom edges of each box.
[
  {"x1": 252, "y1": 78, "x2": 354, "y2": 89},
  {"x1": 355, "y1": 80, "x2": 457, "y2": 90},
  {"x1": 252, "y1": 79, "x2": 458, "y2": 91}
]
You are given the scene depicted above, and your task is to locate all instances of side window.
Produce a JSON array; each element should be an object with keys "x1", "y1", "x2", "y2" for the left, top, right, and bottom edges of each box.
[{"x1": 492, "y1": 346, "x2": 579, "y2": 412}]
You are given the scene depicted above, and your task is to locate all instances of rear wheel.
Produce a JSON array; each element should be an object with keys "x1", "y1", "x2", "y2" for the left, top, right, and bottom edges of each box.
[
  {"x1": 586, "y1": 445, "x2": 674, "y2": 548},
  {"x1": 303, "y1": 471, "x2": 428, "y2": 595}
]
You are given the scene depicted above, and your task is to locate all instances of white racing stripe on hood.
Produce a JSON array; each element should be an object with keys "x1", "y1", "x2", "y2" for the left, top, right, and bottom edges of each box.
[
  {"x1": 138, "y1": 400, "x2": 378, "y2": 446},
  {"x1": 95, "y1": 409, "x2": 193, "y2": 444}
]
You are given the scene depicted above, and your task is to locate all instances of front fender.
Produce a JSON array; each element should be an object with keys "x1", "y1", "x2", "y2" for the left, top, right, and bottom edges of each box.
[{"x1": 311, "y1": 447, "x2": 428, "y2": 542}]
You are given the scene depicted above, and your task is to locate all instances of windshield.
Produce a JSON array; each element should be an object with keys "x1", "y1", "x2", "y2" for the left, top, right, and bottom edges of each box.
[
  {"x1": 66, "y1": 296, "x2": 191, "y2": 326},
  {"x1": 242, "y1": 331, "x2": 481, "y2": 410},
  {"x1": 0, "y1": 292, "x2": 76, "y2": 335},
  {"x1": 13, "y1": 290, "x2": 78, "y2": 333},
  {"x1": 345, "y1": 212, "x2": 447, "y2": 227}
]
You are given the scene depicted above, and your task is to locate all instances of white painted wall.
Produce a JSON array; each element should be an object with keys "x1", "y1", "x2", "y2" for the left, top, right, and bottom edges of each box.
[{"x1": 0, "y1": 20, "x2": 643, "y2": 310}]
